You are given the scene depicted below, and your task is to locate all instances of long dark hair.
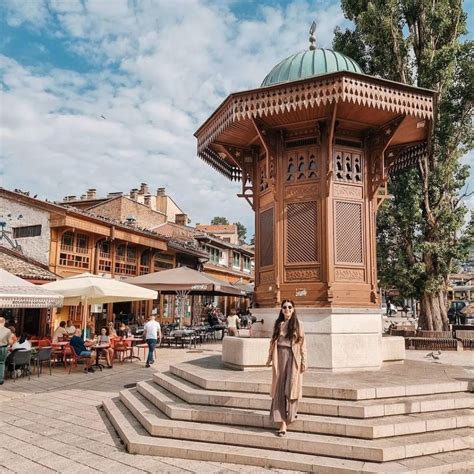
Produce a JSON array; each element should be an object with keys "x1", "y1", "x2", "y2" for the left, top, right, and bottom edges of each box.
[{"x1": 271, "y1": 300, "x2": 302, "y2": 344}]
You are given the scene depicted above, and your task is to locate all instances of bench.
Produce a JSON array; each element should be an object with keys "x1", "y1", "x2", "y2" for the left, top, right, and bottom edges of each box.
[
  {"x1": 405, "y1": 337, "x2": 460, "y2": 351},
  {"x1": 454, "y1": 330, "x2": 474, "y2": 350}
]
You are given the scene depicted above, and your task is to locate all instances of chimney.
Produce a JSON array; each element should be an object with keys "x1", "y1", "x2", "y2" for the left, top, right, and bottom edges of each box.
[
  {"x1": 144, "y1": 194, "x2": 152, "y2": 207},
  {"x1": 107, "y1": 192, "x2": 123, "y2": 198},
  {"x1": 139, "y1": 183, "x2": 149, "y2": 194},
  {"x1": 175, "y1": 213, "x2": 188, "y2": 226},
  {"x1": 86, "y1": 188, "x2": 96, "y2": 199},
  {"x1": 156, "y1": 187, "x2": 165, "y2": 196},
  {"x1": 130, "y1": 188, "x2": 138, "y2": 200},
  {"x1": 80, "y1": 194, "x2": 87, "y2": 200}
]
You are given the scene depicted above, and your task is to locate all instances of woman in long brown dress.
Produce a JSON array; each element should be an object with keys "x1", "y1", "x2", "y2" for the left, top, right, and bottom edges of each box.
[{"x1": 266, "y1": 300, "x2": 307, "y2": 436}]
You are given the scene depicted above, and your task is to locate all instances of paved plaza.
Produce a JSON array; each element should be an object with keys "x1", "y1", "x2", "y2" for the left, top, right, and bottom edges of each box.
[
  {"x1": 0, "y1": 343, "x2": 296, "y2": 473},
  {"x1": 0, "y1": 343, "x2": 472, "y2": 473}
]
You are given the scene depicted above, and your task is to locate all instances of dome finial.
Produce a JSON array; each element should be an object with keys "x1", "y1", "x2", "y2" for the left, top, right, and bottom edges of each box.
[{"x1": 309, "y1": 20, "x2": 317, "y2": 51}]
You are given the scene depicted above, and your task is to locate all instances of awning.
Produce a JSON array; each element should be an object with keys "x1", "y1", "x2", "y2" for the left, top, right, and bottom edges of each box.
[{"x1": 0, "y1": 269, "x2": 64, "y2": 309}]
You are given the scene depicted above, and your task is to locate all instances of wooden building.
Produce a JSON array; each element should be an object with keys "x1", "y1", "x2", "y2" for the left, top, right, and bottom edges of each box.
[
  {"x1": 0, "y1": 188, "x2": 205, "y2": 331},
  {"x1": 195, "y1": 43, "x2": 435, "y2": 370}
]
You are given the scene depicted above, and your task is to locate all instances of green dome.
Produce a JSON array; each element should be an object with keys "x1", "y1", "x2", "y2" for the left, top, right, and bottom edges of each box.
[{"x1": 261, "y1": 48, "x2": 364, "y2": 87}]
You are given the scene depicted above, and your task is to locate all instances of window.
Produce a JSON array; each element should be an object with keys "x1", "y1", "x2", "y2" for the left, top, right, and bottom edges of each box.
[
  {"x1": 61, "y1": 232, "x2": 74, "y2": 250},
  {"x1": 58, "y1": 231, "x2": 91, "y2": 270},
  {"x1": 153, "y1": 252, "x2": 174, "y2": 271},
  {"x1": 233, "y1": 252, "x2": 241, "y2": 268},
  {"x1": 76, "y1": 234, "x2": 89, "y2": 253},
  {"x1": 207, "y1": 246, "x2": 222, "y2": 264},
  {"x1": 243, "y1": 256, "x2": 251, "y2": 271},
  {"x1": 12, "y1": 225, "x2": 42, "y2": 238}
]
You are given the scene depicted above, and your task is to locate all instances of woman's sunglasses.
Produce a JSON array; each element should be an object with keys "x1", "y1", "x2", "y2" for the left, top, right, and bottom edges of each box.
[{"x1": 282, "y1": 305, "x2": 293, "y2": 310}]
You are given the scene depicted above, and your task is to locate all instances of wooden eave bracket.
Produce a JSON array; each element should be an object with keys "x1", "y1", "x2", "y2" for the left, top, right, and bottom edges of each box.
[
  {"x1": 223, "y1": 145, "x2": 255, "y2": 210},
  {"x1": 368, "y1": 115, "x2": 405, "y2": 198},
  {"x1": 250, "y1": 117, "x2": 276, "y2": 186}
]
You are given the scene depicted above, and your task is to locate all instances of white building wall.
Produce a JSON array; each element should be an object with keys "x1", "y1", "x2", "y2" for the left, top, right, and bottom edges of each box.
[{"x1": 0, "y1": 197, "x2": 51, "y2": 266}]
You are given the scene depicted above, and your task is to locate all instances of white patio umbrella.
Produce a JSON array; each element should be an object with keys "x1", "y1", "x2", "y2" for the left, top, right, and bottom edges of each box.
[
  {"x1": 0, "y1": 269, "x2": 64, "y2": 308},
  {"x1": 43, "y1": 273, "x2": 158, "y2": 331}
]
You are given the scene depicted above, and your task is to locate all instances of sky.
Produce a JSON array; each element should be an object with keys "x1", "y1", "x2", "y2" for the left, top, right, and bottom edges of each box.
[{"x1": 1, "y1": 0, "x2": 473, "y2": 238}]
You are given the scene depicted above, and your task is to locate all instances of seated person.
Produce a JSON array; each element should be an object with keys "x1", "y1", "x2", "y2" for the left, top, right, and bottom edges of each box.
[
  {"x1": 70, "y1": 329, "x2": 95, "y2": 373},
  {"x1": 65, "y1": 320, "x2": 76, "y2": 336},
  {"x1": 97, "y1": 328, "x2": 114, "y2": 368},
  {"x1": 117, "y1": 322, "x2": 129, "y2": 337},
  {"x1": 107, "y1": 321, "x2": 118, "y2": 338},
  {"x1": 12, "y1": 333, "x2": 31, "y2": 351},
  {"x1": 6, "y1": 333, "x2": 31, "y2": 374},
  {"x1": 52, "y1": 321, "x2": 68, "y2": 343}
]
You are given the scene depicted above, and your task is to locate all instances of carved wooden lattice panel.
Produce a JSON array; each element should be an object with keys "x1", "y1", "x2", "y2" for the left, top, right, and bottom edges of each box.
[
  {"x1": 259, "y1": 208, "x2": 274, "y2": 267},
  {"x1": 259, "y1": 158, "x2": 269, "y2": 193},
  {"x1": 334, "y1": 201, "x2": 363, "y2": 264},
  {"x1": 286, "y1": 201, "x2": 318, "y2": 263},
  {"x1": 334, "y1": 150, "x2": 362, "y2": 183},
  {"x1": 286, "y1": 147, "x2": 318, "y2": 183}
]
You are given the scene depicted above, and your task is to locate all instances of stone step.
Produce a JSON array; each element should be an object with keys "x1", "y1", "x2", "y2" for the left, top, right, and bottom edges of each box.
[
  {"x1": 104, "y1": 395, "x2": 474, "y2": 472},
  {"x1": 140, "y1": 379, "x2": 473, "y2": 439},
  {"x1": 169, "y1": 361, "x2": 470, "y2": 400},
  {"x1": 154, "y1": 371, "x2": 474, "y2": 418},
  {"x1": 120, "y1": 387, "x2": 473, "y2": 462}
]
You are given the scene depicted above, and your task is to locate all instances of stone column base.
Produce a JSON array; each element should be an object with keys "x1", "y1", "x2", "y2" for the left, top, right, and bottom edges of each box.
[
  {"x1": 243, "y1": 307, "x2": 398, "y2": 371},
  {"x1": 222, "y1": 336, "x2": 270, "y2": 370}
]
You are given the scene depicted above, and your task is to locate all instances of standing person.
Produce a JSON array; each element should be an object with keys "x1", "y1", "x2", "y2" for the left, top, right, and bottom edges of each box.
[
  {"x1": 226, "y1": 309, "x2": 241, "y2": 337},
  {"x1": 0, "y1": 317, "x2": 14, "y2": 385},
  {"x1": 143, "y1": 315, "x2": 161, "y2": 368},
  {"x1": 266, "y1": 300, "x2": 307, "y2": 437}
]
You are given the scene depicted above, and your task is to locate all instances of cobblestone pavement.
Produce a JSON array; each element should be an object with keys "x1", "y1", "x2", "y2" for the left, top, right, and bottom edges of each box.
[{"x1": 0, "y1": 343, "x2": 295, "y2": 473}]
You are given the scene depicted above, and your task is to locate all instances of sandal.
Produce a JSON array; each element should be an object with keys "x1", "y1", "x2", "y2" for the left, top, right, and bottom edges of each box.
[{"x1": 277, "y1": 430, "x2": 286, "y2": 437}]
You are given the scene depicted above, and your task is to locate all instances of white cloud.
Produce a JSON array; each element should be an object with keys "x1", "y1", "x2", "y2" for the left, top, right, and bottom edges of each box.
[{"x1": 1, "y1": 0, "x2": 353, "y2": 236}]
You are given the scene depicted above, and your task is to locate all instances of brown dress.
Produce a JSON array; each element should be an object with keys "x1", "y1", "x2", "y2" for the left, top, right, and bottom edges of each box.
[{"x1": 270, "y1": 321, "x2": 298, "y2": 423}]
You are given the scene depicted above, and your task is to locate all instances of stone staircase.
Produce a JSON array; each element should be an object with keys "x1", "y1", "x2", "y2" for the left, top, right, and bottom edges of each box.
[{"x1": 103, "y1": 356, "x2": 474, "y2": 472}]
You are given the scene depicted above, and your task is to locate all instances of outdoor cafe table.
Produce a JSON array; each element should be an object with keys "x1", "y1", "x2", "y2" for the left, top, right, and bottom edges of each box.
[
  {"x1": 90, "y1": 343, "x2": 110, "y2": 370},
  {"x1": 123, "y1": 337, "x2": 143, "y2": 362}
]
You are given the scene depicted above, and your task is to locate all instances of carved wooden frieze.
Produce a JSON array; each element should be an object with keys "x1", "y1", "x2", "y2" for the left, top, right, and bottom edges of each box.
[
  {"x1": 335, "y1": 268, "x2": 365, "y2": 281},
  {"x1": 260, "y1": 271, "x2": 275, "y2": 284},
  {"x1": 285, "y1": 184, "x2": 318, "y2": 201},
  {"x1": 333, "y1": 184, "x2": 363, "y2": 200},
  {"x1": 196, "y1": 74, "x2": 433, "y2": 155},
  {"x1": 285, "y1": 268, "x2": 320, "y2": 282}
]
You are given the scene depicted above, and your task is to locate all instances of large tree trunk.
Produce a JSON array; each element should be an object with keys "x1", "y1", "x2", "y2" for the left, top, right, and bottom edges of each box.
[{"x1": 419, "y1": 290, "x2": 450, "y2": 331}]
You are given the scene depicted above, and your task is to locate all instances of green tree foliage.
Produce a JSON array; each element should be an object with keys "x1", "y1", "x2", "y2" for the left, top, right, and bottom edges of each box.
[
  {"x1": 334, "y1": 0, "x2": 473, "y2": 330},
  {"x1": 234, "y1": 222, "x2": 247, "y2": 244},
  {"x1": 210, "y1": 216, "x2": 229, "y2": 225}
]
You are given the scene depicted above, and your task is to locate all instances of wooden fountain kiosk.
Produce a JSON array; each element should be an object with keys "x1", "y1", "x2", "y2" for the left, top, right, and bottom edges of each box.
[{"x1": 195, "y1": 41, "x2": 435, "y2": 370}]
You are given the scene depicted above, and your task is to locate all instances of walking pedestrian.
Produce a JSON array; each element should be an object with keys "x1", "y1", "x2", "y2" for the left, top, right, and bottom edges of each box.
[
  {"x1": 0, "y1": 317, "x2": 15, "y2": 385},
  {"x1": 266, "y1": 300, "x2": 307, "y2": 436},
  {"x1": 143, "y1": 315, "x2": 161, "y2": 368}
]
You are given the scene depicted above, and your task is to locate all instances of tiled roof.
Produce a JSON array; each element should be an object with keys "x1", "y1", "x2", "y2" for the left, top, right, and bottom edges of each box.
[
  {"x1": 0, "y1": 247, "x2": 59, "y2": 281},
  {"x1": 153, "y1": 222, "x2": 196, "y2": 241},
  {"x1": 195, "y1": 224, "x2": 237, "y2": 234}
]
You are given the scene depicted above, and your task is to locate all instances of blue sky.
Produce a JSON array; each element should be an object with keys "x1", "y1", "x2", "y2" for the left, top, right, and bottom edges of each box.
[{"x1": 1, "y1": 0, "x2": 473, "y2": 237}]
